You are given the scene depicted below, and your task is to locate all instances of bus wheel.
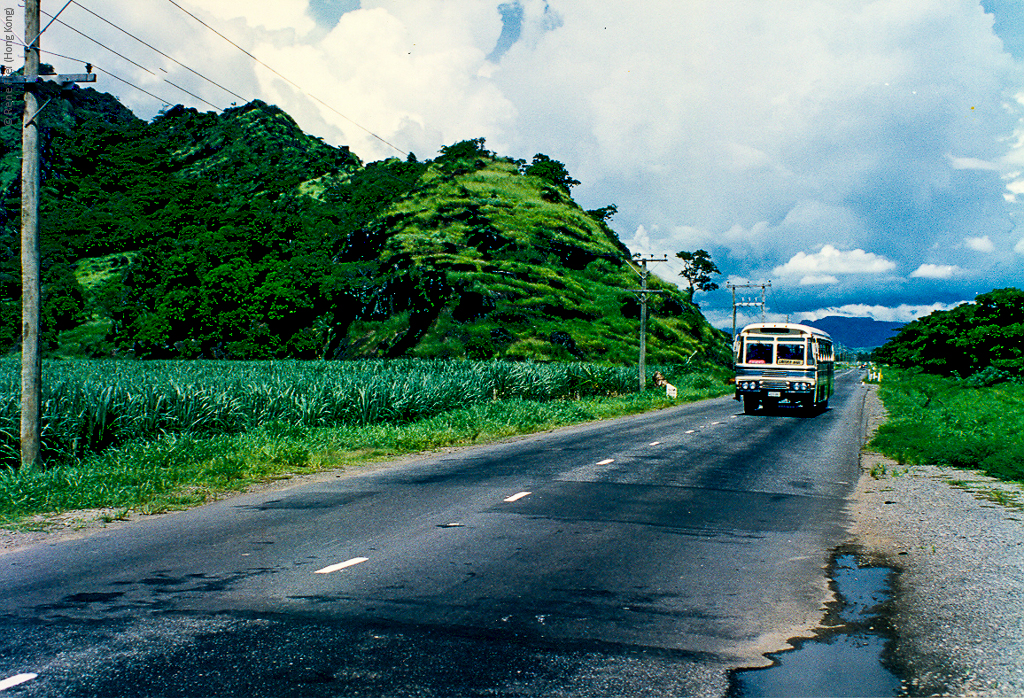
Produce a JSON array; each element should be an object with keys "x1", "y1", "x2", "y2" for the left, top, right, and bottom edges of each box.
[{"x1": 743, "y1": 395, "x2": 758, "y2": 414}]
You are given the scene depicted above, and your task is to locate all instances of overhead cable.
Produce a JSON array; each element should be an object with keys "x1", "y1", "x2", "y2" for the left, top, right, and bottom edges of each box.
[
  {"x1": 36, "y1": 45, "x2": 178, "y2": 107},
  {"x1": 162, "y1": 0, "x2": 408, "y2": 155},
  {"x1": 69, "y1": 1, "x2": 247, "y2": 105},
  {"x1": 27, "y1": 0, "x2": 74, "y2": 46},
  {"x1": 41, "y1": 9, "x2": 222, "y2": 110}
]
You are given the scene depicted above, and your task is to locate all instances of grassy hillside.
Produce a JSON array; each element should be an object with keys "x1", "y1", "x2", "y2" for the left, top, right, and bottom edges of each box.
[
  {"x1": 0, "y1": 88, "x2": 730, "y2": 368},
  {"x1": 337, "y1": 153, "x2": 725, "y2": 364}
]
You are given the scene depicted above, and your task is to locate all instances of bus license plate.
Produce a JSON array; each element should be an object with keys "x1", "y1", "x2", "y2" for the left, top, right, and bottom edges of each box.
[{"x1": 768, "y1": 391, "x2": 781, "y2": 397}]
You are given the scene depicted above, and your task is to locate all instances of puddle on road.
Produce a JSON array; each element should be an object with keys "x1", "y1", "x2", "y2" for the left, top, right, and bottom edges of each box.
[{"x1": 730, "y1": 553, "x2": 904, "y2": 697}]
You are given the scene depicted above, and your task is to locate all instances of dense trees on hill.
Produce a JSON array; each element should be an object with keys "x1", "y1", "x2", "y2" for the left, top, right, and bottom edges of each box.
[
  {"x1": 873, "y1": 287, "x2": 1024, "y2": 382},
  {"x1": 0, "y1": 88, "x2": 731, "y2": 366}
]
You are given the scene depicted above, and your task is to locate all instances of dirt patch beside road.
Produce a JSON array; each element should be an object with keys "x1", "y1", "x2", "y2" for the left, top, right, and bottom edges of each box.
[{"x1": 848, "y1": 385, "x2": 1024, "y2": 696}]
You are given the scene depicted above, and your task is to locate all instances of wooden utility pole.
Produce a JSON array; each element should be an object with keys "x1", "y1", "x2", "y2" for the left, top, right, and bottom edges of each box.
[
  {"x1": 727, "y1": 281, "x2": 771, "y2": 338},
  {"x1": 632, "y1": 255, "x2": 668, "y2": 391},
  {"x1": 2, "y1": 0, "x2": 95, "y2": 467},
  {"x1": 20, "y1": 0, "x2": 41, "y2": 468}
]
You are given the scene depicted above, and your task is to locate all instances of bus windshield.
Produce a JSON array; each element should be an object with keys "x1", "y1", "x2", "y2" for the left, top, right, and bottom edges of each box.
[{"x1": 745, "y1": 341, "x2": 773, "y2": 364}]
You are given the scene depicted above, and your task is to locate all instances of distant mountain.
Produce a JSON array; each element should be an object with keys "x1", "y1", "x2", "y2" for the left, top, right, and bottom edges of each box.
[{"x1": 804, "y1": 316, "x2": 904, "y2": 349}]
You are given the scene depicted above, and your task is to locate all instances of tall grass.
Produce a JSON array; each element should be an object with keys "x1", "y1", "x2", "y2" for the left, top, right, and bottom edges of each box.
[
  {"x1": 0, "y1": 362, "x2": 730, "y2": 524},
  {"x1": 0, "y1": 358, "x2": 705, "y2": 469},
  {"x1": 870, "y1": 369, "x2": 1024, "y2": 481}
]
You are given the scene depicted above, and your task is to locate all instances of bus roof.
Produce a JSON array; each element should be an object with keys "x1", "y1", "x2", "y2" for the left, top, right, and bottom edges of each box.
[{"x1": 738, "y1": 322, "x2": 832, "y2": 340}]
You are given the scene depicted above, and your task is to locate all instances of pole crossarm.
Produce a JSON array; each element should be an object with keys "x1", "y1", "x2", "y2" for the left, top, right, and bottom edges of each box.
[
  {"x1": 726, "y1": 281, "x2": 771, "y2": 337},
  {"x1": 0, "y1": 73, "x2": 97, "y2": 84}
]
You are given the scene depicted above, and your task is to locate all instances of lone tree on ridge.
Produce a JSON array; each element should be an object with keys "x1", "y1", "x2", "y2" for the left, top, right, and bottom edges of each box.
[{"x1": 675, "y1": 249, "x2": 721, "y2": 302}]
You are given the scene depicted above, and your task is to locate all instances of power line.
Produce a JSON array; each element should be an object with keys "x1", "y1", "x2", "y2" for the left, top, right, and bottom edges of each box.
[
  {"x1": 41, "y1": 8, "x2": 223, "y2": 110},
  {"x1": 12, "y1": 26, "x2": 202, "y2": 109},
  {"x1": 69, "y1": 1, "x2": 247, "y2": 105},
  {"x1": 29, "y1": 0, "x2": 74, "y2": 46},
  {"x1": 161, "y1": 0, "x2": 408, "y2": 155},
  {"x1": 43, "y1": 12, "x2": 149, "y2": 73},
  {"x1": 36, "y1": 46, "x2": 177, "y2": 106}
]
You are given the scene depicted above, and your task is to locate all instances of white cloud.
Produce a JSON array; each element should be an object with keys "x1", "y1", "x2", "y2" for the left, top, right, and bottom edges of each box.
[
  {"x1": 799, "y1": 275, "x2": 840, "y2": 285},
  {"x1": 628, "y1": 225, "x2": 655, "y2": 256},
  {"x1": 773, "y1": 245, "x2": 898, "y2": 277},
  {"x1": 246, "y1": 3, "x2": 515, "y2": 159},
  {"x1": 965, "y1": 235, "x2": 997, "y2": 252},
  {"x1": 1007, "y1": 179, "x2": 1024, "y2": 203},
  {"x1": 797, "y1": 302, "x2": 969, "y2": 323},
  {"x1": 1015, "y1": 237, "x2": 1024, "y2": 254},
  {"x1": 910, "y1": 263, "x2": 962, "y2": 279},
  {"x1": 191, "y1": 0, "x2": 317, "y2": 35},
  {"x1": 947, "y1": 154, "x2": 1000, "y2": 170}
]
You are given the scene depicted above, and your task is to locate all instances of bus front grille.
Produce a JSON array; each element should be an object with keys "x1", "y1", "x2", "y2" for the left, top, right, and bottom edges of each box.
[{"x1": 762, "y1": 380, "x2": 789, "y2": 390}]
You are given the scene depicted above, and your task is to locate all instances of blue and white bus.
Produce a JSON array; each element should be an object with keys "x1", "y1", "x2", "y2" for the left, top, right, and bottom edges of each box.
[{"x1": 733, "y1": 322, "x2": 835, "y2": 414}]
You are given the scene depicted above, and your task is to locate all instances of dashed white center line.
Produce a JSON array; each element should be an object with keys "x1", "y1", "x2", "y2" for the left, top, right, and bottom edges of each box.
[
  {"x1": 0, "y1": 674, "x2": 37, "y2": 691},
  {"x1": 596, "y1": 458, "x2": 614, "y2": 465},
  {"x1": 685, "y1": 430, "x2": 696, "y2": 434},
  {"x1": 649, "y1": 441, "x2": 661, "y2": 446},
  {"x1": 314, "y1": 557, "x2": 369, "y2": 574},
  {"x1": 504, "y1": 491, "x2": 532, "y2": 503}
]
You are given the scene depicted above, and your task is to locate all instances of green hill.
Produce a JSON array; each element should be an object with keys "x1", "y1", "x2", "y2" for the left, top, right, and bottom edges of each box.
[{"x1": 0, "y1": 85, "x2": 730, "y2": 368}]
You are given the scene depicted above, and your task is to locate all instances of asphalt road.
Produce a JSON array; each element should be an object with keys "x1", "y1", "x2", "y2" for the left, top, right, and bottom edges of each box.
[{"x1": 0, "y1": 370, "x2": 868, "y2": 697}]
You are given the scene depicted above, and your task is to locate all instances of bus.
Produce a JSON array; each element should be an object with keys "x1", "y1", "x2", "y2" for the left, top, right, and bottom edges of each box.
[{"x1": 733, "y1": 322, "x2": 835, "y2": 414}]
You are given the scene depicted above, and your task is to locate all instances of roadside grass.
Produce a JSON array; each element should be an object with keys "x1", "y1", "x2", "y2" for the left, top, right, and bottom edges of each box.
[
  {"x1": 870, "y1": 369, "x2": 1024, "y2": 483},
  {"x1": 0, "y1": 372, "x2": 731, "y2": 528}
]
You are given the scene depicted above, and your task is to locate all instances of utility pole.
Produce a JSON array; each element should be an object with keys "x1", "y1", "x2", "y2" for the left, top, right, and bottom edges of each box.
[
  {"x1": 727, "y1": 281, "x2": 771, "y2": 338},
  {"x1": 19, "y1": 0, "x2": 41, "y2": 469},
  {"x1": 3, "y1": 0, "x2": 95, "y2": 467},
  {"x1": 632, "y1": 255, "x2": 667, "y2": 391}
]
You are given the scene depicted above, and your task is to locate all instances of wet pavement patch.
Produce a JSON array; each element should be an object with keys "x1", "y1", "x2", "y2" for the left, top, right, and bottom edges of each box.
[{"x1": 730, "y1": 553, "x2": 904, "y2": 697}]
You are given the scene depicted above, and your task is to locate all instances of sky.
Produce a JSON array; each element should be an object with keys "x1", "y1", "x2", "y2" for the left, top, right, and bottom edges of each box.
[{"x1": 9, "y1": 0, "x2": 1024, "y2": 330}]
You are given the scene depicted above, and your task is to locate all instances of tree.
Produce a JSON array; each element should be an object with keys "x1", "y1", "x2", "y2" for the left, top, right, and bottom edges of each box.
[
  {"x1": 586, "y1": 204, "x2": 617, "y2": 224},
  {"x1": 675, "y1": 249, "x2": 721, "y2": 300},
  {"x1": 436, "y1": 138, "x2": 493, "y2": 175},
  {"x1": 523, "y1": 154, "x2": 580, "y2": 193}
]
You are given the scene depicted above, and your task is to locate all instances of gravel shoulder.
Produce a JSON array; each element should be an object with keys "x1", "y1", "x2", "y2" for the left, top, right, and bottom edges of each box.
[{"x1": 848, "y1": 384, "x2": 1024, "y2": 697}]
